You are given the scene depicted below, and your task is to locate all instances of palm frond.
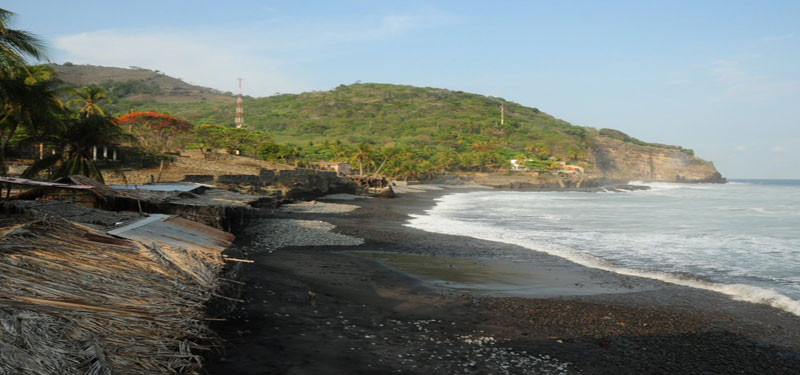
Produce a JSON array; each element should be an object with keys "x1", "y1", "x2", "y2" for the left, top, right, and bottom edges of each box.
[
  {"x1": 0, "y1": 9, "x2": 47, "y2": 71},
  {"x1": 20, "y1": 153, "x2": 61, "y2": 179}
]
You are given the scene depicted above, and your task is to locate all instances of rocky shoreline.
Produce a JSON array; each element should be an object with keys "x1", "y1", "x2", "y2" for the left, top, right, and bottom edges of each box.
[{"x1": 205, "y1": 187, "x2": 800, "y2": 374}]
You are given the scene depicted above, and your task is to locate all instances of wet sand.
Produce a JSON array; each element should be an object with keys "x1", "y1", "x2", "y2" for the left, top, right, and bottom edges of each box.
[
  {"x1": 348, "y1": 251, "x2": 650, "y2": 297},
  {"x1": 205, "y1": 187, "x2": 800, "y2": 374}
]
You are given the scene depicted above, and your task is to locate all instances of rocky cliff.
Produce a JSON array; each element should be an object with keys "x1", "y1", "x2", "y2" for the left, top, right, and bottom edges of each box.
[{"x1": 588, "y1": 136, "x2": 725, "y2": 183}]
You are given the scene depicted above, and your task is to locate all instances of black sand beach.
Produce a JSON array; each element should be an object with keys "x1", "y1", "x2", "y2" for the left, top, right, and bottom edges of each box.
[{"x1": 206, "y1": 188, "x2": 800, "y2": 374}]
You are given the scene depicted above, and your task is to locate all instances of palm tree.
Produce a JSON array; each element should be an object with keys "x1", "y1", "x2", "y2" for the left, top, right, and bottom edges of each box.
[
  {"x1": 22, "y1": 115, "x2": 132, "y2": 183},
  {"x1": 0, "y1": 10, "x2": 50, "y2": 175},
  {"x1": 0, "y1": 8, "x2": 45, "y2": 76},
  {"x1": 67, "y1": 86, "x2": 111, "y2": 117},
  {"x1": 0, "y1": 65, "x2": 63, "y2": 175},
  {"x1": 352, "y1": 142, "x2": 374, "y2": 175}
]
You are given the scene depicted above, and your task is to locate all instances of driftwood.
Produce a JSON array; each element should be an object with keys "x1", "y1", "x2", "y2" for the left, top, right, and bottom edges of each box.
[
  {"x1": 0, "y1": 214, "x2": 229, "y2": 375},
  {"x1": 346, "y1": 174, "x2": 396, "y2": 198},
  {"x1": 222, "y1": 256, "x2": 255, "y2": 263},
  {"x1": 347, "y1": 174, "x2": 390, "y2": 189}
]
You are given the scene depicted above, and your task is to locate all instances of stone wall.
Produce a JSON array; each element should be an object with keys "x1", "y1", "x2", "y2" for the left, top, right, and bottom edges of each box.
[
  {"x1": 181, "y1": 175, "x2": 215, "y2": 183},
  {"x1": 217, "y1": 174, "x2": 261, "y2": 186}
]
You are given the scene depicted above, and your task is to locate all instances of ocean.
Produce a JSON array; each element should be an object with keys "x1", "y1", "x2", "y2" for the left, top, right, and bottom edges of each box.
[{"x1": 406, "y1": 180, "x2": 800, "y2": 316}]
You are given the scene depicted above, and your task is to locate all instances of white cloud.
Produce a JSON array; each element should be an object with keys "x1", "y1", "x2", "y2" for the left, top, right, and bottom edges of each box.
[
  {"x1": 709, "y1": 59, "x2": 800, "y2": 102},
  {"x1": 55, "y1": 29, "x2": 310, "y2": 96},
  {"x1": 666, "y1": 79, "x2": 692, "y2": 85},
  {"x1": 263, "y1": 11, "x2": 460, "y2": 49},
  {"x1": 735, "y1": 145, "x2": 747, "y2": 152},
  {"x1": 53, "y1": 11, "x2": 459, "y2": 97},
  {"x1": 770, "y1": 145, "x2": 785, "y2": 153},
  {"x1": 760, "y1": 33, "x2": 796, "y2": 43}
]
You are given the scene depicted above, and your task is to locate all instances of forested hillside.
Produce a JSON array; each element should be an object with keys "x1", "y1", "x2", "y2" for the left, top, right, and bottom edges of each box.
[
  {"x1": 50, "y1": 63, "x2": 233, "y2": 104},
  {"x1": 52, "y1": 64, "x2": 702, "y2": 179}
]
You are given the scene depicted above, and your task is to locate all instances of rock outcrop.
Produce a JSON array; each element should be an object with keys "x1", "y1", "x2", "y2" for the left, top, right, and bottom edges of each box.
[
  {"x1": 588, "y1": 136, "x2": 725, "y2": 183},
  {"x1": 275, "y1": 170, "x2": 359, "y2": 200},
  {"x1": 209, "y1": 169, "x2": 359, "y2": 202}
]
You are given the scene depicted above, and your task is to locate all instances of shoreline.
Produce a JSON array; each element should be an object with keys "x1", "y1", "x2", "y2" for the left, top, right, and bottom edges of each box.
[
  {"x1": 327, "y1": 188, "x2": 800, "y2": 340},
  {"x1": 397, "y1": 188, "x2": 800, "y2": 317},
  {"x1": 206, "y1": 187, "x2": 800, "y2": 374}
]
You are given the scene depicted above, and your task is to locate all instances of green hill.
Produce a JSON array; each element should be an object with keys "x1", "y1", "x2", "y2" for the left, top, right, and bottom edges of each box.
[
  {"x1": 52, "y1": 63, "x2": 703, "y2": 179},
  {"x1": 50, "y1": 63, "x2": 234, "y2": 104}
]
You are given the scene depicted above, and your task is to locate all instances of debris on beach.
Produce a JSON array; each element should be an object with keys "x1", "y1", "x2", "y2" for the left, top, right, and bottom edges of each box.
[
  {"x1": 244, "y1": 219, "x2": 364, "y2": 252},
  {"x1": 306, "y1": 314, "x2": 571, "y2": 374},
  {"x1": 278, "y1": 200, "x2": 360, "y2": 214},
  {"x1": 347, "y1": 175, "x2": 395, "y2": 198}
]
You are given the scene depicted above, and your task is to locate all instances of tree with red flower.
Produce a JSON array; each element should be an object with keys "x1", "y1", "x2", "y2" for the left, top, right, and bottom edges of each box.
[{"x1": 116, "y1": 111, "x2": 193, "y2": 181}]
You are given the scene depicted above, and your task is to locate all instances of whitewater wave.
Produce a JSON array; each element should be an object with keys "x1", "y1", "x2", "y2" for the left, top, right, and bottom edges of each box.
[
  {"x1": 406, "y1": 213, "x2": 800, "y2": 317},
  {"x1": 628, "y1": 181, "x2": 720, "y2": 192}
]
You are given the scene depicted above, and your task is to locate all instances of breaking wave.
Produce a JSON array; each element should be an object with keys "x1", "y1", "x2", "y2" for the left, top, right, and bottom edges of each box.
[{"x1": 406, "y1": 183, "x2": 800, "y2": 317}]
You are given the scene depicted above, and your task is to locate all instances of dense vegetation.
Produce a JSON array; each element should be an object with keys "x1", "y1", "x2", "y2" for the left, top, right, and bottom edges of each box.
[
  {"x1": 1, "y1": 10, "x2": 137, "y2": 183},
  {"x1": 61, "y1": 77, "x2": 605, "y2": 178},
  {"x1": 599, "y1": 128, "x2": 694, "y2": 156},
  {"x1": 48, "y1": 62, "x2": 703, "y2": 179},
  {"x1": 5, "y1": 27, "x2": 700, "y2": 183}
]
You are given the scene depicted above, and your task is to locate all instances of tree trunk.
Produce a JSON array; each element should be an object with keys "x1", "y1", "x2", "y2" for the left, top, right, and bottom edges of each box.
[
  {"x1": 156, "y1": 159, "x2": 165, "y2": 183},
  {"x1": 0, "y1": 152, "x2": 6, "y2": 177},
  {"x1": 0, "y1": 123, "x2": 19, "y2": 176},
  {"x1": 374, "y1": 158, "x2": 388, "y2": 175}
]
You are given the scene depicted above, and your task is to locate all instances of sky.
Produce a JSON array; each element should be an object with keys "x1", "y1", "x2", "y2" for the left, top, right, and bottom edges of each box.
[{"x1": 6, "y1": 0, "x2": 800, "y2": 179}]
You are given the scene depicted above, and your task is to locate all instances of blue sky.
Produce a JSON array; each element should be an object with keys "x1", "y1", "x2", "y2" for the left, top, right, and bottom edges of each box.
[{"x1": 6, "y1": 1, "x2": 800, "y2": 178}]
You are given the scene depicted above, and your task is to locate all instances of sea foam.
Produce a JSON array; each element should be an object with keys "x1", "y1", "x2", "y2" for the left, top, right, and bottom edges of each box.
[{"x1": 406, "y1": 184, "x2": 800, "y2": 317}]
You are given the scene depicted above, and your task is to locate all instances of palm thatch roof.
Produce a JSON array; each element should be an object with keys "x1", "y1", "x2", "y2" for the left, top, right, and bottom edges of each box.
[
  {"x1": 10, "y1": 175, "x2": 129, "y2": 203},
  {"x1": 0, "y1": 212, "x2": 234, "y2": 374},
  {"x1": 56, "y1": 175, "x2": 129, "y2": 200}
]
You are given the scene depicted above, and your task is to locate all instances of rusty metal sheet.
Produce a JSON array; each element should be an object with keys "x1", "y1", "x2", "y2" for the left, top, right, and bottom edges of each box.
[{"x1": 107, "y1": 214, "x2": 233, "y2": 252}]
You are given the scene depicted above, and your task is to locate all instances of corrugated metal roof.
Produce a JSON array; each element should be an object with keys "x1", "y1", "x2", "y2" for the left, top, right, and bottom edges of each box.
[
  {"x1": 107, "y1": 214, "x2": 234, "y2": 252},
  {"x1": 108, "y1": 184, "x2": 206, "y2": 192},
  {"x1": 0, "y1": 176, "x2": 94, "y2": 190}
]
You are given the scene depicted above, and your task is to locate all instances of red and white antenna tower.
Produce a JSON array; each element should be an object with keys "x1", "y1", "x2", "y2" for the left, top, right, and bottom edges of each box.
[{"x1": 234, "y1": 78, "x2": 244, "y2": 128}]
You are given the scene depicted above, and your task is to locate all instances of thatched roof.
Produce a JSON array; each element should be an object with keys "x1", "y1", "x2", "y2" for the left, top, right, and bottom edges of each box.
[
  {"x1": 10, "y1": 175, "x2": 129, "y2": 202},
  {"x1": 0, "y1": 200, "x2": 144, "y2": 228},
  {"x1": 0, "y1": 213, "x2": 234, "y2": 374},
  {"x1": 55, "y1": 175, "x2": 130, "y2": 200}
]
